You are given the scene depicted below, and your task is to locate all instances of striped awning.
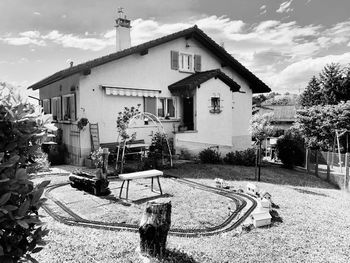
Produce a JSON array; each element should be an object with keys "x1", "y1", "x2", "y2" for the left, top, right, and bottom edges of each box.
[{"x1": 102, "y1": 86, "x2": 161, "y2": 97}]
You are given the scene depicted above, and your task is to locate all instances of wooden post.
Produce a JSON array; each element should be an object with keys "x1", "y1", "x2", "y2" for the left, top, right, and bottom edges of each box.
[
  {"x1": 315, "y1": 150, "x2": 319, "y2": 177},
  {"x1": 139, "y1": 201, "x2": 171, "y2": 259},
  {"x1": 326, "y1": 151, "x2": 330, "y2": 182}
]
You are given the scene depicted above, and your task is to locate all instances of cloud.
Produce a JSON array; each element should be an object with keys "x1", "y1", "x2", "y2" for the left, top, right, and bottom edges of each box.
[
  {"x1": 33, "y1": 12, "x2": 41, "y2": 16},
  {"x1": 270, "y1": 53, "x2": 350, "y2": 92},
  {"x1": 19, "y1": 31, "x2": 41, "y2": 38},
  {"x1": 259, "y1": 5, "x2": 267, "y2": 15},
  {"x1": 276, "y1": 0, "x2": 294, "y2": 14},
  {"x1": 42, "y1": 30, "x2": 112, "y2": 51},
  {"x1": 0, "y1": 36, "x2": 46, "y2": 46}
]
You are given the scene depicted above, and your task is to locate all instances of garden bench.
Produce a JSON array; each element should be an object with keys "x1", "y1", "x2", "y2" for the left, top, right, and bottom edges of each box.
[{"x1": 118, "y1": 169, "x2": 163, "y2": 200}]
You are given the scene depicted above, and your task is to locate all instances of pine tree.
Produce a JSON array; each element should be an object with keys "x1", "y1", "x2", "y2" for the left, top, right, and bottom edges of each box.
[
  {"x1": 319, "y1": 63, "x2": 344, "y2": 105},
  {"x1": 300, "y1": 76, "x2": 323, "y2": 107}
]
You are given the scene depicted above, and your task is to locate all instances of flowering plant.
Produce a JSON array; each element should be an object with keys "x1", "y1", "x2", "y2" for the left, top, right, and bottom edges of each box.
[{"x1": 90, "y1": 147, "x2": 103, "y2": 168}]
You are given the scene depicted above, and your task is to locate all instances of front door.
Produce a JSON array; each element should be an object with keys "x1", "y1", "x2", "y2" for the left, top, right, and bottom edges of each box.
[{"x1": 183, "y1": 97, "x2": 194, "y2": 130}]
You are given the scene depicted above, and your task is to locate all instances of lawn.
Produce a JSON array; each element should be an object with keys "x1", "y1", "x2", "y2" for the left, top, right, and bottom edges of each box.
[
  {"x1": 45, "y1": 177, "x2": 234, "y2": 230},
  {"x1": 32, "y1": 163, "x2": 350, "y2": 263}
]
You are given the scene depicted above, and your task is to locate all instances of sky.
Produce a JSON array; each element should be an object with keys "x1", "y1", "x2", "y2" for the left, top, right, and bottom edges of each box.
[{"x1": 1, "y1": 0, "x2": 350, "y2": 97}]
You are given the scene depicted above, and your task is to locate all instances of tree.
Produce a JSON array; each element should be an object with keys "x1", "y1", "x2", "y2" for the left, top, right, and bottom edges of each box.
[
  {"x1": 276, "y1": 129, "x2": 305, "y2": 168},
  {"x1": 300, "y1": 63, "x2": 350, "y2": 107},
  {"x1": 249, "y1": 113, "x2": 274, "y2": 181},
  {"x1": 299, "y1": 76, "x2": 323, "y2": 107},
  {"x1": 294, "y1": 101, "x2": 350, "y2": 150},
  {"x1": 0, "y1": 85, "x2": 54, "y2": 262}
]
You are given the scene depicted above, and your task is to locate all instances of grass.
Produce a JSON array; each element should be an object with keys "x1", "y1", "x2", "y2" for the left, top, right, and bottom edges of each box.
[
  {"x1": 32, "y1": 163, "x2": 350, "y2": 263},
  {"x1": 47, "y1": 177, "x2": 234, "y2": 229}
]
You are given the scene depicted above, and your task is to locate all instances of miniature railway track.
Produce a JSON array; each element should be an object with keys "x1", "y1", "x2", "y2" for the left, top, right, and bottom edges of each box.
[{"x1": 42, "y1": 178, "x2": 257, "y2": 237}]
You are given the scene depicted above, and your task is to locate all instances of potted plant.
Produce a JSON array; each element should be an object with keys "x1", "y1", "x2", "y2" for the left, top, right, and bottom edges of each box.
[{"x1": 77, "y1": 117, "x2": 89, "y2": 130}]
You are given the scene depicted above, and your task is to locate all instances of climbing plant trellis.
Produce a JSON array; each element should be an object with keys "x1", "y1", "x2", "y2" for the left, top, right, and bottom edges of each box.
[{"x1": 115, "y1": 112, "x2": 173, "y2": 173}]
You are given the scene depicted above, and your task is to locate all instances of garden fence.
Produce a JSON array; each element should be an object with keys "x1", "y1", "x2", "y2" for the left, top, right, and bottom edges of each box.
[{"x1": 305, "y1": 149, "x2": 350, "y2": 190}]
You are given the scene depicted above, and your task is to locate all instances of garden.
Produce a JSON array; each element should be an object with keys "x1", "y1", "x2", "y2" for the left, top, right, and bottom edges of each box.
[
  {"x1": 31, "y1": 163, "x2": 350, "y2": 263},
  {"x1": 2, "y1": 65, "x2": 350, "y2": 263}
]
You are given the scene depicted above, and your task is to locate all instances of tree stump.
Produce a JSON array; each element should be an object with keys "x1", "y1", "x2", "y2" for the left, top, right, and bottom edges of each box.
[{"x1": 139, "y1": 201, "x2": 171, "y2": 259}]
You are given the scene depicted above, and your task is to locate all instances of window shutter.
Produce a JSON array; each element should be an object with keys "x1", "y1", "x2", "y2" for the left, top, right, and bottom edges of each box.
[
  {"x1": 194, "y1": 55, "x2": 201, "y2": 72},
  {"x1": 144, "y1": 97, "x2": 157, "y2": 116},
  {"x1": 170, "y1": 51, "x2": 179, "y2": 70},
  {"x1": 70, "y1": 94, "x2": 76, "y2": 121},
  {"x1": 58, "y1": 97, "x2": 62, "y2": 120}
]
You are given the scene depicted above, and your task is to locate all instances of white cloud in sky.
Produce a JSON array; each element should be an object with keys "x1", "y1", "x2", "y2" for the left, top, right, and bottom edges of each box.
[
  {"x1": 33, "y1": 12, "x2": 41, "y2": 16},
  {"x1": 276, "y1": 0, "x2": 294, "y2": 14},
  {"x1": 0, "y1": 35, "x2": 46, "y2": 46},
  {"x1": 270, "y1": 53, "x2": 350, "y2": 92},
  {"x1": 259, "y1": 5, "x2": 267, "y2": 15}
]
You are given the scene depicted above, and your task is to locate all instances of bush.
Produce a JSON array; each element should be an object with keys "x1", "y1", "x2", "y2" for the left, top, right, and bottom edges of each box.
[
  {"x1": 26, "y1": 148, "x2": 51, "y2": 174},
  {"x1": 224, "y1": 148, "x2": 256, "y2": 166},
  {"x1": 199, "y1": 148, "x2": 222, "y2": 164},
  {"x1": 276, "y1": 130, "x2": 305, "y2": 168},
  {"x1": 0, "y1": 86, "x2": 53, "y2": 262}
]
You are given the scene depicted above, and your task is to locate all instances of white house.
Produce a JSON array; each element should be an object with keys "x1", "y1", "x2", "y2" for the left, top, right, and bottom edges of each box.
[{"x1": 28, "y1": 15, "x2": 270, "y2": 165}]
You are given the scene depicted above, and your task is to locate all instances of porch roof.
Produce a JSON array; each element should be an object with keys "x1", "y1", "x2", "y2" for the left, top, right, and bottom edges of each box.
[{"x1": 168, "y1": 69, "x2": 241, "y2": 96}]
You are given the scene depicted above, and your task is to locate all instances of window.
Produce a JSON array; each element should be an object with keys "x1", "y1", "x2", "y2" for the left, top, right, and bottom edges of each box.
[
  {"x1": 179, "y1": 53, "x2": 193, "y2": 72},
  {"x1": 171, "y1": 51, "x2": 201, "y2": 72},
  {"x1": 210, "y1": 96, "x2": 222, "y2": 113},
  {"x1": 51, "y1": 97, "x2": 61, "y2": 121},
  {"x1": 62, "y1": 94, "x2": 76, "y2": 121},
  {"x1": 43, "y1": 99, "x2": 50, "y2": 114},
  {"x1": 157, "y1": 98, "x2": 176, "y2": 118}
]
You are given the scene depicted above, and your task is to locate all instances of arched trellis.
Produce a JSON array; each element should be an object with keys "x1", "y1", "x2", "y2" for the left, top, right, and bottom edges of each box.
[{"x1": 115, "y1": 112, "x2": 173, "y2": 173}]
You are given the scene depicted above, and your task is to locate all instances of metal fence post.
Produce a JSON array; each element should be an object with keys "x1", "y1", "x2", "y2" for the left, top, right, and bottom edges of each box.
[
  {"x1": 326, "y1": 151, "x2": 330, "y2": 182},
  {"x1": 306, "y1": 148, "x2": 310, "y2": 173},
  {"x1": 315, "y1": 150, "x2": 319, "y2": 177},
  {"x1": 345, "y1": 153, "x2": 349, "y2": 190}
]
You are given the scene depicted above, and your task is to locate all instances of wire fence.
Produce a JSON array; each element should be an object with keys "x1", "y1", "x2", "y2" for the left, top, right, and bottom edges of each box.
[{"x1": 306, "y1": 149, "x2": 350, "y2": 190}]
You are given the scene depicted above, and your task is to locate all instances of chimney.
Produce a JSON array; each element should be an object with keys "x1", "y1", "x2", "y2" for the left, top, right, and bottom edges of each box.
[{"x1": 115, "y1": 8, "x2": 131, "y2": 51}]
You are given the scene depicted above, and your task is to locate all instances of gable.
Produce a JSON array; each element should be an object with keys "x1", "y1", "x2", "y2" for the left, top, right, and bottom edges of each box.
[{"x1": 28, "y1": 26, "x2": 270, "y2": 94}]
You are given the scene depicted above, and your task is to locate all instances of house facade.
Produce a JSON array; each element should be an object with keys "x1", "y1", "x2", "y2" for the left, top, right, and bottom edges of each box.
[{"x1": 29, "y1": 17, "x2": 270, "y2": 165}]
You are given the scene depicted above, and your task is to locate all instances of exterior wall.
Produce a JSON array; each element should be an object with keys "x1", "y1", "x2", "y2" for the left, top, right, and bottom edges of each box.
[
  {"x1": 174, "y1": 78, "x2": 251, "y2": 155},
  {"x1": 39, "y1": 74, "x2": 84, "y2": 164},
  {"x1": 79, "y1": 36, "x2": 252, "y2": 148},
  {"x1": 39, "y1": 35, "x2": 254, "y2": 161}
]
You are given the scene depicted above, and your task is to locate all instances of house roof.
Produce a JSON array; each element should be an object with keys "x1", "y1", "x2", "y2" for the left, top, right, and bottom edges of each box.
[
  {"x1": 168, "y1": 69, "x2": 240, "y2": 96},
  {"x1": 258, "y1": 105, "x2": 296, "y2": 122},
  {"x1": 28, "y1": 25, "x2": 270, "y2": 93}
]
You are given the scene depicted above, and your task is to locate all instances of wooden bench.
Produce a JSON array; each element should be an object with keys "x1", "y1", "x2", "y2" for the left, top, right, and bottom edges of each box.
[{"x1": 118, "y1": 169, "x2": 163, "y2": 200}]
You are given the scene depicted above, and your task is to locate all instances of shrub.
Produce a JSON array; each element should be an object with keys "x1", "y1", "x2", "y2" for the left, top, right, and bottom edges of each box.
[
  {"x1": 199, "y1": 147, "x2": 222, "y2": 164},
  {"x1": 26, "y1": 148, "x2": 51, "y2": 174},
  {"x1": 179, "y1": 149, "x2": 192, "y2": 160},
  {"x1": 0, "y1": 86, "x2": 53, "y2": 262},
  {"x1": 276, "y1": 130, "x2": 305, "y2": 168},
  {"x1": 224, "y1": 148, "x2": 256, "y2": 166},
  {"x1": 146, "y1": 132, "x2": 171, "y2": 169}
]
